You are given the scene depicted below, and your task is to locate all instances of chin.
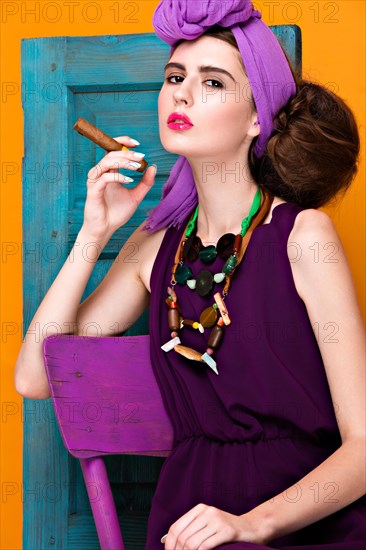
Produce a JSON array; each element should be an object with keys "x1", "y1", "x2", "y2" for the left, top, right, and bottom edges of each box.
[
  {"x1": 159, "y1": 131, "x2": 189, "y2": 155},
  {"x1": 159, "y1": 134, "x2": 176, "y2": 153}
]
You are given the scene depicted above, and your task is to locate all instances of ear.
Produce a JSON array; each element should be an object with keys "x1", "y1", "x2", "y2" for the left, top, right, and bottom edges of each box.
[{"x1": 247, "y1": 114, "x2": 260, "y2": 139}]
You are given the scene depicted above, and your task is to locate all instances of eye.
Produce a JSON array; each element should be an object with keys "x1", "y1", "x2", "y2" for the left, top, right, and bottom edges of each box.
[
  {"x1": 205, "y1": 79, "x2": 224, "y2": 89},
  {"x1": 165, "y1": 75, "x2": 184, "y2": 84},
  {"x1": 164, "y1": 75, "x2": 223, "y2": 88}
]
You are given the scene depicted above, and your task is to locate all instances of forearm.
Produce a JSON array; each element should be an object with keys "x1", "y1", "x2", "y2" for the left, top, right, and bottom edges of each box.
[
  {"x1": 15, "y1": 227, "x2": 111, "y2": 397},
  {"x1": 244, "y1": 438, "x2": 366, "y2": 543}
]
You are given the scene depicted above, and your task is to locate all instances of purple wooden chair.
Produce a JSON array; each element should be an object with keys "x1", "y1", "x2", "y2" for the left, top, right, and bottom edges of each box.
[{"x1": 42, "y1": 333, "x2": 174, "y2": 550}]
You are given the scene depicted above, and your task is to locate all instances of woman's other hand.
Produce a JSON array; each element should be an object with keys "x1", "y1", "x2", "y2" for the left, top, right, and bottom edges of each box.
[
  {"x1": 82, "y1": 136, "x2": 156, "y2": 240},
  {"x1": 161, "y1": 502, "x2": 272, "y2": 549}
]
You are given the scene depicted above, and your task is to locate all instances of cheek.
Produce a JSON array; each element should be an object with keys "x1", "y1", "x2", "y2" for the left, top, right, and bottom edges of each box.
[
  {"x1": 157, "y1": 90, "x2": 164, "y2": 113},
  {"x1": 204, "y1": 96, "x2": 249, "y2": 138},
  {"x1": 157, "y1": 91, "x2": 167, "y2": 125},
  {"x1": 158, "y1": 85, "x2": 169, "y2": 108}
]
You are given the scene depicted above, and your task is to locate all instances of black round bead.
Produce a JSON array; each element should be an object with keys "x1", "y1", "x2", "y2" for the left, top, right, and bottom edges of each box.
[
  {"x1": 185, "y1": 234, "x2": 201, "y2": 262},
  {"x1": 216, "y1": 233, "x2": 235, "y2": 260},
  {"x1": 196, "y1": 270, "x2": 214, "y2": 296}
]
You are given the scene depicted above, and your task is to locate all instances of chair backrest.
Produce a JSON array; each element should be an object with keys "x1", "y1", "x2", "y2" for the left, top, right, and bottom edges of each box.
[{"x1": 43, "y1": 334, "x2": 174, "y2": 458}]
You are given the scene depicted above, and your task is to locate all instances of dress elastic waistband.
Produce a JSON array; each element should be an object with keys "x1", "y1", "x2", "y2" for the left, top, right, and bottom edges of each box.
[{"x1": 174, "y1": 433, "x2": 315, "y2": 446}]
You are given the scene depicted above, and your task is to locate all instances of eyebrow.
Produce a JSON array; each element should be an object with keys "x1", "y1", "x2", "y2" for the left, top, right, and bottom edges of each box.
[{"x1": 164, "y1": 62, "x2": 236, "y2": 83}]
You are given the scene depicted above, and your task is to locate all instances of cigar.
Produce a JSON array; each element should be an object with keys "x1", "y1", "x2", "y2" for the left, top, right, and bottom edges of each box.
[{"x1": 73, "y1": 117, "x2": 148, "y2": 173}]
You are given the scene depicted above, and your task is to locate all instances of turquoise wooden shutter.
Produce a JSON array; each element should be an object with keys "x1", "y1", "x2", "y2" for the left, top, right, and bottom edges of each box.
[{"x1": 21, "y1": 28, "x2": 301, "y2": 549}]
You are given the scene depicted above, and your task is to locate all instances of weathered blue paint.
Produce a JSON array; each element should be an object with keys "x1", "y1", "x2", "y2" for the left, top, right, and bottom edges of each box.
[{"x1": 21, "y1": 29, "x2": 301, "y2": 549}]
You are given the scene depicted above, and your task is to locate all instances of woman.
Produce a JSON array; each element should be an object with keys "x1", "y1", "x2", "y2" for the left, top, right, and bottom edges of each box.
[{"x1": 15, "y1": 0, "x2": 365, "y2": 548}]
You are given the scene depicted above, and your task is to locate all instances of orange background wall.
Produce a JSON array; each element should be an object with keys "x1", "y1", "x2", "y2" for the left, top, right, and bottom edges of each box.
[{"x1": 1, "y1": 1, "x2": 365, "y2": 548}]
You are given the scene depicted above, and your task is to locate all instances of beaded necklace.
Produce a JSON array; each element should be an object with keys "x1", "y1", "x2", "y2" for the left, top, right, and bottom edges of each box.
[{"x1": 161, "y1": 186, "x2": 274, "y2": 375}]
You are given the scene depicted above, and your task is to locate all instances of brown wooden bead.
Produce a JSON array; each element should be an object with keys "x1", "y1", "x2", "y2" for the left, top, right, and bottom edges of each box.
[
  {"x1": 168, "y1": 308, "x2": 180, "y2": 331},
  {"x1": 208, "y1": 324, "x2": 224, "y2": 349},
  {"x1": 182, "y1": 319, "x2": 195, "y2": 328},
  {"x1": 174, "y1": 344, "x2": 204, "y2": 362},
  {"x1": 166, "y1": 300, "x2": 181, "y2": 315}
]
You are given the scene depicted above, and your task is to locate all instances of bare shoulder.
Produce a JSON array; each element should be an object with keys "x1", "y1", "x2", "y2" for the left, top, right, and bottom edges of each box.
[
  {"x1": 288, "y1": 207, "x2": 341, "y2": 256},
  {"x1": 288, "y1": 207, "x2": 346, "y2": 299},
  {"x1": 290, "y1": 207, "x2": 337, "y2": 237},
  {"x1": 134, "y1": 221, "x2": 169, "y2": 294}
]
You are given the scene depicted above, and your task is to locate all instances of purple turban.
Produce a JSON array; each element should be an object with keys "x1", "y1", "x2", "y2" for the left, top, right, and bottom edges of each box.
[{"x1": 142, "y1": 0, "x2": 297, "y2": 233}]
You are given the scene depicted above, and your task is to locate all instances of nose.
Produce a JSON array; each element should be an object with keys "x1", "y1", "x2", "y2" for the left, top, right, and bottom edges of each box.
[
  {"x1": 173, "y1": 79, "x2": 191, "y2": 106},
  {"x1": 173, "y1": 90, "x2": 189, "y2": 106}
]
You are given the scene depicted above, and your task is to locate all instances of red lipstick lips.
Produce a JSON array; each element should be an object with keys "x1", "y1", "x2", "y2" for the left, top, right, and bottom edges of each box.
[{"x1": 167, "y1": 112, "x2": 193, "y2": 131}]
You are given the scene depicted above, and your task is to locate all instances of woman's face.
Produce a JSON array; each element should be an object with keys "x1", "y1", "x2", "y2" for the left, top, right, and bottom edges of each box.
[{"x1": 158, "y1": 35, "x2": 258, "y2": 160}]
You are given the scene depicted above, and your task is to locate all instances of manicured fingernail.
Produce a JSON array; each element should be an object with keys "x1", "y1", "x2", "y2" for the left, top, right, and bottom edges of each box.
[
  {"x1": 130, "y1": 138, "x2": 140, "y2": 145},
  {"x1": 152, "y1": 164, "x2": 157, "y2": 175},
  {"x1": 133, "y1": 152, "x2": 145, "y2": 159},
  {"x1": 126, "y1": 161, "x2": 142, "y2": 168},
  {"x1": 160, "y1": 534, "x2": 167, "y2": 543},
  {"x1": 124, "y1": 177, "x2": 134, "y2": 182}
]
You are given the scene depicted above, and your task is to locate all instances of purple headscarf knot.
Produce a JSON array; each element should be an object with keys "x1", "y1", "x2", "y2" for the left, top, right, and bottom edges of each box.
[
  {"x1": 152, "y1": 0, "x2": 262, "y2": 46},
  {"x1": 143, "y1": 0, "x2": 297, "y2": 233}
]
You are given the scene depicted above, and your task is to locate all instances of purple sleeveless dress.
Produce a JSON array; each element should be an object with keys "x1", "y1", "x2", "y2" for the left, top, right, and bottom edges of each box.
[{"x1": 146, "y1": 201, "x2": 366, "y2": 549}]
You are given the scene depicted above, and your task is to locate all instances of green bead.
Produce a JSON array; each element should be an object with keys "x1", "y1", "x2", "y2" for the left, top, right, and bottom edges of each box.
[
  {"x1": 175, "y1": 264, "x2": 193, "y2": 284},
  {"x1": 198, "y1": 245, "x2": 217, "y2": 264},
  {"x1": 223, "y1": 255, "x2": 238, "y2": 275}
]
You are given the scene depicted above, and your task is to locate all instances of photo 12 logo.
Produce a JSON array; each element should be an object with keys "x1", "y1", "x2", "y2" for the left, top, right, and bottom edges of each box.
[{"x1": 2, "y1": 1, "x2": 141, "y2": 24}]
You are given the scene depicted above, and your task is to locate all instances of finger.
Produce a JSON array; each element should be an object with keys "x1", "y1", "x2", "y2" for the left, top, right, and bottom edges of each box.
[
  {"x1": 88, "y1": 157, "x2": 142, "y2": 182},
  {"x1": 129, "y1": 165, "x2": 157, "y2": 205},
  {"x1": 112, "y1": 136, "x2": 140, "y2": 147},
  {"x1": 195, "y1": 526, "x2": 223, "y2": 550},
  {"x1": 105, "y1": 149, "x2": 145, "y2": 161},
  {"x1": 103, "y1": 158, "x2": 118, "y2": 174},
  {"x1": 103, "y1": 150, "x2": 120, "y2": 175},
  {"x1": 102, "y1": 150, "x2": 144, "y2": 166},
  {"x1": 173, "y1": 517, "x2": 211, "y2": 549},
  {"x1": 87, "y1": 172, "x2": 134, "y2": 193},
  {"x1": 163, "y1": 503, "x2": 204, "y2": 549},
  {"x1": 103, "y1": 142, "x2": 140, "y2": 162}
]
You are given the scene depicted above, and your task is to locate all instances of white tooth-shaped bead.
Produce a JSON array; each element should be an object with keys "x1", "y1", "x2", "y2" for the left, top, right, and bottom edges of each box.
[
  {"x1": 201, "y1": 353, "x2": 219, "y2": 375},
  {"x1": 214, "y1": 273, "x2": 225, "y2": 283},
  {"x1": 161, "y1": 336, "x2": 181, "y2": 352},
  {"x1": 187, "y1": 279, "x2": 196, "y2": 289},
  {"x1": 198, "y1": 323, "x2": 204, "y2": 334}
]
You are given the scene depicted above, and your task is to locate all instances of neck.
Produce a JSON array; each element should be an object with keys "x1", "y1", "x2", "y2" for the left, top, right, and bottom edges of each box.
[{"x1": 188, "y1": 157, "x2": 260, "y2": 246}]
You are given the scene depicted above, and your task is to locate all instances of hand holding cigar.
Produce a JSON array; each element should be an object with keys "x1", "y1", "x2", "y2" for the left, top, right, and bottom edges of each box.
[
  {"x1": 74, "y1": 117, "x2": 156, "y2": 240},
  {"x1": 73, "y1": 117, "x2": 148, "y2": 173}
]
